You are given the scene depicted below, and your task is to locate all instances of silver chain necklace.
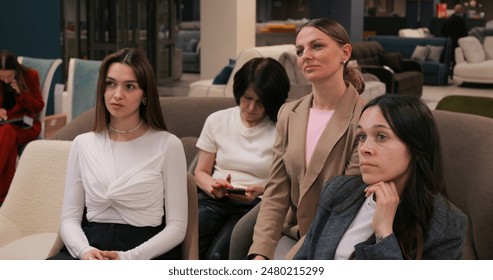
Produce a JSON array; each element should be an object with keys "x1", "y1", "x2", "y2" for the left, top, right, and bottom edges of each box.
[{"x1": 108, "y1": 120, "x2": 144, "y2": 134}]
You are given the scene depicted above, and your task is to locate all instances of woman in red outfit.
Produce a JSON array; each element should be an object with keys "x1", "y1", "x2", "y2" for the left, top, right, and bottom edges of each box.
[{"x1": 0, "y1": 50, "x2": 44, "y2": 203}]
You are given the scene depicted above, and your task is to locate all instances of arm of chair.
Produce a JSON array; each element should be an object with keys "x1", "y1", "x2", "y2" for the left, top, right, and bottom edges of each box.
[
  {"x1": 182, "y1": 173, "x2": 199, "y2": 259},
  {"x1": 403, "y1": 59, "x2": 423, "y2": 72},
  {"x1": 54, "y1": 84, "x2": 69, "y2": 116},
  {"x1": 360, "y1": 65, "x2": 395, "y2": 93},
  {"x1": 0, "y1": 233, "x2": 60, "y2": 260}
]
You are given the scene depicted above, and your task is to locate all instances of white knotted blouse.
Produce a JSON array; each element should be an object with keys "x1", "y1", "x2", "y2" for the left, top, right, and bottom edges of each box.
[{"x1": 60, "y1": 128, "x2": 188, "y2": 260}]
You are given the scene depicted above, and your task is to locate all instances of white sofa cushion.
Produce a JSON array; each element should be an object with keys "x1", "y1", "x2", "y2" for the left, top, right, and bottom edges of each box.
[
  {"x1": 427, "y1": 45, "x2": 444, "y2": 62},
  {"x1": 458, "y1": 36, "x2": 485, "y2": 63},
  {"x1": 411, "y1": 45, "x2": 430, "y2": 62},
  {"x1": 399, "y1": 28, "x2": 426, "y2": 38},
  {"x1": 484, "y1": 36, "x2": 493, "y2": 59}
]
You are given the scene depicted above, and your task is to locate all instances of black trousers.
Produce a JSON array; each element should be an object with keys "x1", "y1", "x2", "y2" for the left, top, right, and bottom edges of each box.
[
  {"x1": 48, "y1": 220, "x2": 182, "y2": 260},
  {"x1": 198, "y1": 191, "x2": 260, "y2": 260}
]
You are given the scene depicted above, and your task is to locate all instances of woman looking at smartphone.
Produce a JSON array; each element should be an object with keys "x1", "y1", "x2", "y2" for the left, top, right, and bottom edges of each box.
[
  {"x1": 194, "y1": 57, "x2": 289, "y2": 260},
  {"x1": 0, "y1": 49, "x2": 44, "y2": 204},
  {"x1": 294, "y1": 95, "x2": 467, "y2": 259}
]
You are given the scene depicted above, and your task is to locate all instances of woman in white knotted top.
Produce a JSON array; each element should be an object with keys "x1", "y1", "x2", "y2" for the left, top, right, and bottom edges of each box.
[{"x1": 52, "y1": 48, "x2": 187, "y2": 260}]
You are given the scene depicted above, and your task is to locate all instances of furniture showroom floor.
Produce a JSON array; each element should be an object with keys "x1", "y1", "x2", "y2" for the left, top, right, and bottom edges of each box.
[{"x1": 159, "y1": 73, "x2": 493, "y2": 110}]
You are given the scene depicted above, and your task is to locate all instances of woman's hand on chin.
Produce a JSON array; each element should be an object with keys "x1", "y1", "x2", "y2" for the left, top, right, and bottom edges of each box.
[{"x1": 365, "y1": 181, "x2": 399, "y2": 239}]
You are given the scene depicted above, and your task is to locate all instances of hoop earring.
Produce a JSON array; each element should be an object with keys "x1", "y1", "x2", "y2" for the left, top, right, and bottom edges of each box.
[{"x1": 142, "y1": 98, "x2": 147, "y2": 106}]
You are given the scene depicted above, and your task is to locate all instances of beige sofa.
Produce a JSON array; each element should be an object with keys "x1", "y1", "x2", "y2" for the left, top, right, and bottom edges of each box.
[{"x1": 454, "y1": 36, "x2": 493, "y2": 83}]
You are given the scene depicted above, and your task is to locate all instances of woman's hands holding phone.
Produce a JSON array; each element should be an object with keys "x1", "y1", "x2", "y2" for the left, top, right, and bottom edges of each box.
[
  {"x1": 210, "y1": 174, "x2": 233, "y2": 199},
  {"x1": 364, "y1": 181, "x2": 400, "y2": 240},
  {"x1": 227, "y1": 184, "x2": 264, "y2": 203},
  {"x1": 210, "y1": 174, "x2": 264, "y2": 202}
]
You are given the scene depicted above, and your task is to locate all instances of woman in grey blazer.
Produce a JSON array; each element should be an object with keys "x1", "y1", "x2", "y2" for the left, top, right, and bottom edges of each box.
[{"x1": 295, "y1": 95, "x2": 467, "y2": 259}]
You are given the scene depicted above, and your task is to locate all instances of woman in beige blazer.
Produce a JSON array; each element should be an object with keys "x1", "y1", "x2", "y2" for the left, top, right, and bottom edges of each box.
[{"x1": 230, "y1": 18, "x2": 367, "y2": 260}]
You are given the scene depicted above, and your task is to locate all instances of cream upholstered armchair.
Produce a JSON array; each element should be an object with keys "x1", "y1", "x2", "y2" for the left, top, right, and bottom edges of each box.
[
  {"x1": 0, "y1": 140, "x2": 72, "y2": 259},
  {"x1": 453, "y1": 36, "x2": 493, "y2": 84},
  {"x1": 188, "y1": 44, "x2": 297, "y2": 98}
]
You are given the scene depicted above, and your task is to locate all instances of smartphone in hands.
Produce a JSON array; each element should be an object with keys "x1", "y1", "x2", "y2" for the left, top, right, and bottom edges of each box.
[{"x1": 225, "y1": 188, "x2": 246, "y2": 195}]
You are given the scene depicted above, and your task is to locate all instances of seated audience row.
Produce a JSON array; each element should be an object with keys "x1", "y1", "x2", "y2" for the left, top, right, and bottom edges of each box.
[{"x1": 44, "y1": 18, "x2": 466, "y2": 260}]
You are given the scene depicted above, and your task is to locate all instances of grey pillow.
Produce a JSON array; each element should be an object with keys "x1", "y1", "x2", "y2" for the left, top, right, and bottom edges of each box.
[
  {"x1": 411, "y1": 45, "x2": 430, "y2": 62},
  {"x1": 427, "y1": 46, "x2": 444, "y2": 62},
  {"x1": 186, "y1": 39, "x2": 199, "y2": 52}
]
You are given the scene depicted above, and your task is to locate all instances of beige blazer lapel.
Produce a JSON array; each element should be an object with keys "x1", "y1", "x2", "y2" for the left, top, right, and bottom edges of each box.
[
  {"x1": 299, "y1": 85, "x2": 359, "y2": 201},
  {"x1": 285, "y1": 95, "x2": 313, "y2": 187}
]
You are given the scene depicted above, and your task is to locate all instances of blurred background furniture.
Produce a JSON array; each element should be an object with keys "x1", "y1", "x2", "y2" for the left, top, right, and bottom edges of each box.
[
  {"x1": 398, "y1": 27, "x2": 432, "y2": 38},
  {"x1": 189, "y1": 44, "x2": 385, "y2": 100},
  {"x1": 188, "y1": 44, "x2": 296, "y2": 98},
  {"x1": 468, "y1": 26, "x2": 493, "y2": 44},
  {"x1": 453, "y1": 36, "x2": 493, "y2": 84},
  {"x1": 56, "y1": 58, "x2": 101, "y2": 123},
  {"x1": 351, "y1": 40, "x2": 423, "y2": 97},
  {"x1": 432, "y1": 110, "x2": 493, "y2": 259},
  {"x1": 17, "y1": 56, "x2": 62, "y2": 138},
  {"x1": 435, "y1": 95, "x2": 493, "y2": 119},
  {"x1": 367, "y1": 35, "x2": 452, "y2": 85},
  {"x1": 255, "y1": 20, "x2": 306, "y2": 46},
  {"x1": 176, "y1": 21, "x2": 201, "y2": 73},
  {"x1": 0, "y1": 140, "x2": 71, "y2": 260}
]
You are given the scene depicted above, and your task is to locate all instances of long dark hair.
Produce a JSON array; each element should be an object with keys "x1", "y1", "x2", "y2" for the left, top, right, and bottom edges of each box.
[
  {"x1": 363, "y1": 95, "x2": 446, "y2": 259},
  {"x1": 94, "y1": 48, "x2": 166, "y2": 132},
  {"x1": 0, "y1": 49, "x2": 31, "y2": 93},
  {"x1": 296, "y1": 18, "x2": 365, "y2": 94},
  {"x1": 233, "y1": 57, "x2": 289, "y2": 123}
]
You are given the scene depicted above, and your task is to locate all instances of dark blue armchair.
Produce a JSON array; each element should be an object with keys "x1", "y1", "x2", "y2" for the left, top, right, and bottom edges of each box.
[{"x1": 368, "y1": 36, "x2": 453, "y2": 86}]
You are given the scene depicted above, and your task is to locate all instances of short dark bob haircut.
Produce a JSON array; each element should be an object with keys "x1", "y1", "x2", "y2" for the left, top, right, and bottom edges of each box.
[{"x1": 232, "y1": 57, "x2": 289, "y2": 123}]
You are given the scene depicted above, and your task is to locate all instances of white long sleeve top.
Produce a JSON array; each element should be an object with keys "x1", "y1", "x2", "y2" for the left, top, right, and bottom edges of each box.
[{"x1": 60, "y1": 128, "x2": 188, "y2": 260}]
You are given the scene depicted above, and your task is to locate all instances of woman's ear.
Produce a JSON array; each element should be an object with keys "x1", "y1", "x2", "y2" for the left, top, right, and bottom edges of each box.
[{"x1": 341, "y1": 43, "x2": 352, "y2": 63}]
